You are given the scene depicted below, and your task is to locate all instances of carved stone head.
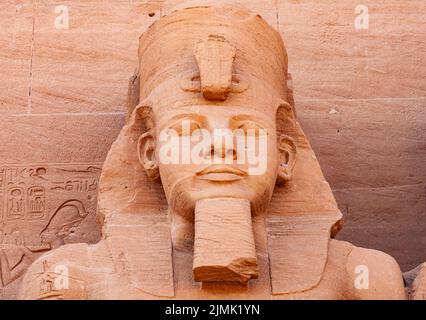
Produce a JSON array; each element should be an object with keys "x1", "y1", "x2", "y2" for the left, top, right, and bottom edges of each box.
[
  {"x1": 98, "y1": 5, "x2": 341, "y2": 291},
  {"x1": 136, "y1": 8, "x2": 297, "y2": 221}
]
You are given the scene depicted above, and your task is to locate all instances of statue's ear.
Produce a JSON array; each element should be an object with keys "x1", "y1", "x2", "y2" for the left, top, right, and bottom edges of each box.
[
  {"x1": 133, "y1": 103, "x2": 160, "y2": 181},
  {"x1": 276, "y1": 134, "x2": 297, "y2": 184},
  {"x1": 138, "y1": 132, "x2": 159, "y2": 181},
  {"x1": 276, "y1": 100, "x2": 297, "y2": 184}
]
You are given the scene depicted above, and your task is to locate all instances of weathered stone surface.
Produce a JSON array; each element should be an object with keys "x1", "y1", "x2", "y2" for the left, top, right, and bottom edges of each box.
[
  {"x1": 17, "y1": 5, "x2": 410, "y2": 300},
  {"x1": 0, "y1": 1, "x2": 33, "y2": 115},
  {"x1": 334, "y1": 184, "x2": 426, "y2": 271},
  {"x1": 298, "y1": 99, "x2": 426, "y2": 190},
  {"x1": 0, "y1": 113, "x2": 124, "y2": 298},
  {"x1": 406, "y1": 263, "x2": 426, "y2": 300},
  {"x1": 163, "y1": 0, "x2": 278, "y2": 27},
  {"x1": 0, "y1": 0, "x2": 424, "y2": 299},
  {"x1": 30, "y1": 0, "x2": 162, "y2": 114},
  {"x1": 193, "y1": 198, "x2": 258, "y2": 283},
  {"x1": 278, "y1": 0, "x2": 426, "y2": 100},
  {"x1": 0, "y1": 163, "x2": 103, "y2": 299},
  {"x1": 0, "y1": 114, "x2": 124, "y2": 163},
  {"x1": 194, "y1": 36, "x2": 236, "y2": 101},
  {"x1": 298, "y1": 98, "x2": 426, "y2": 271}
]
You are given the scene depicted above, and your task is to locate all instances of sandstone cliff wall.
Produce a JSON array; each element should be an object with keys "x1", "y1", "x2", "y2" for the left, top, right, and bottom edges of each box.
[{"x1": 0, "y1": 0, "x2": 425, "y2": 298}]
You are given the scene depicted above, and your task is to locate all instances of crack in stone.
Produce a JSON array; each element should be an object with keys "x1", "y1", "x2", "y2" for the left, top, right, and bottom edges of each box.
[{"x1": 27, "y1": 0, "x2": 35, "y2": 115}]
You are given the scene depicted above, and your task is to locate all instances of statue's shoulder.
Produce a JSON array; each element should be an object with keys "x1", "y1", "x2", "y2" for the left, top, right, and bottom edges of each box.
[
  {"x1": 18, "y1": 242, "x2": 110, "y2": 300},
  {"x1": 405, "y1": 262, "x2": 426, "y2": 300},
  {"x1": 329, "y1": 239, "x2": 406, "y2": 299}
]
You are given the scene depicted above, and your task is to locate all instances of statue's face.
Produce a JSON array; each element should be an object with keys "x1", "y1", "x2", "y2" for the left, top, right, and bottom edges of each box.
[
  {"x1": 139, "y1": 103, "x2": 296, "y2": 220},
  {"x1": 155, "y1": 105, "x2": 280, "y2": 219},
  {"x1": 137, "y1": 28, "x2": 296, "y2": 220}
]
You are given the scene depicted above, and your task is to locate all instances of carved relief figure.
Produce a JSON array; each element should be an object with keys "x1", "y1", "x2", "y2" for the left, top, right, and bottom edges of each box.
[
  {"x1": 0, "y1": 228, "x2": 35, "y2": 287},
  {"x1": 40, "y1": 261, "x2": 55, "y2": 296},
  {"x1": 0, "y1": 199, "x2": 90, "y2": 290},
  {"x1": 18, "y1": 5, "x2": 424, "y2": 300},
  {"x1": 0, "y1": 165, "x2": 101, "y2": 298},
  {"x1": 40, "y1": 200, "x2": 89, "y2": 250}
]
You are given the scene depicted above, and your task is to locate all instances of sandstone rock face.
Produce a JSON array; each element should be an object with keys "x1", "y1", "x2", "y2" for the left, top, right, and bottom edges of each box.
[
  {"x1": 14, "y1": 4, "x2": 412, "y2": 300},
  {"x1": 412, "y1": 265, "x2": 426, "y2": 300},
  {"x1": 0, "y1": 164, "x2": 102, "y2": 298},
  {"x1": 0, "y1": 0, "x2": 424, "y2": 300}
]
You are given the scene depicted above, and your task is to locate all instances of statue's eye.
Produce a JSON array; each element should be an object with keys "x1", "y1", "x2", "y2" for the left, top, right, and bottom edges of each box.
[
  {"x1": 237, "y1": 121, "x2": 267, "y2": 137},
  {"x1": 168, "y1": 120, "x2": 201, "y2": 136}
]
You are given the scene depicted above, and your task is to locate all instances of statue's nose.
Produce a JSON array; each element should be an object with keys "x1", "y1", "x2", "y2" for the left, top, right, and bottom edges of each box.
[
  {"x1": 211, "y1": 140, "x2": 237, "y2": 161},
  {"x1": 194, "y1": 35, "x2": 236, "y2": 101}
]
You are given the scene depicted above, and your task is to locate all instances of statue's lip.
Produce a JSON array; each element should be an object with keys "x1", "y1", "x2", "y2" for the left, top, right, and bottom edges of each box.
[{"x1": 196, "y1": 165, "x2": 248, "y2": 179}]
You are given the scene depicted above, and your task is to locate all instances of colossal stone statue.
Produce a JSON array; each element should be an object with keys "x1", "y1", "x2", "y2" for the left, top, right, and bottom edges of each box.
[{"x1": 18, "y1": 4, "x2": 417, "y2": 300}]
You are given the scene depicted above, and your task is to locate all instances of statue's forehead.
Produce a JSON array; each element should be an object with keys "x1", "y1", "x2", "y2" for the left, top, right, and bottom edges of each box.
[{"x1": 145, "y1": 73, "x2": 283, "y2": 116}]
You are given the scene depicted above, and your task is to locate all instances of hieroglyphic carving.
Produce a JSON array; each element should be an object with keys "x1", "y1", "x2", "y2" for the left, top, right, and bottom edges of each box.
[
  {"x1": 40, "y1": 261, "x2": 56, "y2": 298},
  {"x1": 28, "y1": 187, "x2": 45, "y2": 219},
  {"x1": 3, "y1": 167, "x2": 48, "y2": 221},
  {"x1": 7, "y1": 187, "x2": 25, "y2": 219},
  {"x1": 0, "y1": 163, "x2": 102, "y2": 299},
  {"x1": 51, "y1": 179, "x2": 98, "y2": 192}
]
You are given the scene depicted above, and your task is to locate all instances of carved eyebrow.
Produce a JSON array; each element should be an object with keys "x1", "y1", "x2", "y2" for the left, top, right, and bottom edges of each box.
[
  {"x1": 169, "y1": 114, "x2": 206, "y2": 123},
  {"x1": 230, "y1": 115, "x2": 268, "y2": 128}
]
